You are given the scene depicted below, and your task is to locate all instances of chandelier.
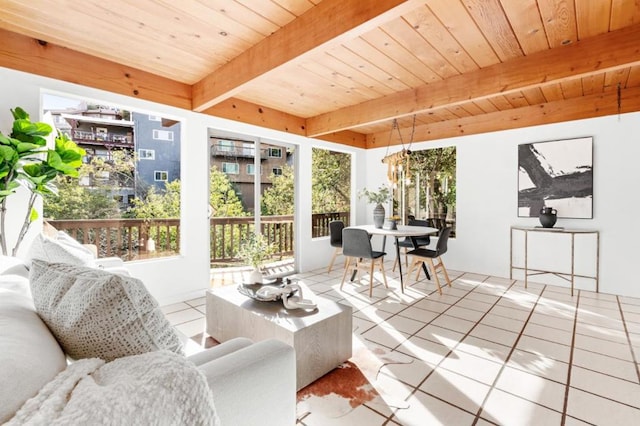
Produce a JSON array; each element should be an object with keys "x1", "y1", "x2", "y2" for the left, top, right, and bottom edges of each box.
[{"x1": 381, "y1": 116, "x2": 416, "y2": 187}]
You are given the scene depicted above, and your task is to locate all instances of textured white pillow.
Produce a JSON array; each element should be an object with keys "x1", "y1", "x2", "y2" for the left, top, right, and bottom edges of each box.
[
  {"x1": 25, "y1": 232, "x2": 95, "y2": 268},
  {"x1": 0, "y1": 289, "x2": 67, "y2": 424},
  {"x1": 29, "y1": 260, "x2": 183, "y2": 362}
]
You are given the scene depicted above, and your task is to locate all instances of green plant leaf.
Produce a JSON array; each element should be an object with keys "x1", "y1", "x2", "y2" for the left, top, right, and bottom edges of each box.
[
  {"x1": 29, "y1": 207, "x2": 39, "y2": 222},
  {"x1": 12, "y1": 119, "x2": 52, "y2": 137},
  {"x1": 22, "y1": 163, "x2": 44, "y2": 177},
  {"x1": 16, "y1": 142, "x2": 42, "y2": 153},
  {"x1": 11, "y1": 107, "x2": 29, "y2": 120},
  {"x1": 0, "y1": 145, "x2": 16, "y2": 161}
]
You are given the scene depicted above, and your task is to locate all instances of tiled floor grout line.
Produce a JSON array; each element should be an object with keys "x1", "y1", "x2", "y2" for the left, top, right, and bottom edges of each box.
[
  {"x1": 384, "y1": 275, "x2": 516, "y2": 424},
  {"x1": 470, "y1": 281, "x2": 550, "y2": 425},
  {"x1": 559, "y1": 289, "x2": 581, "y2": 426},
  {"x1": 616, "y1": 294, "x2": 640, "y2": 384}
]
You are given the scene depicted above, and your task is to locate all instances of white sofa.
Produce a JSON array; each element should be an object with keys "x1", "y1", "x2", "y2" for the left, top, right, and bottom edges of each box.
[{"x1": 0, "y1": 256, "x2": 297, "y2": 425}]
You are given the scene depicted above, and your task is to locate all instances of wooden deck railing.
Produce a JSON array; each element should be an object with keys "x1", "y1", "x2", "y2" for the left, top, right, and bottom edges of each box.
[{"x1": 49, "y1": 212, "x2": 349, "y2": 265}]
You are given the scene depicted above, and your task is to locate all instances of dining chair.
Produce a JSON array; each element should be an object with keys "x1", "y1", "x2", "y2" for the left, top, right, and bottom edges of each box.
[
  {"x1": 406, "y1": 227, "x2": 453, "y2": 295},
  {"x1": 392, "y1": 219, "x2": 432, "y2": 272},
  {"x1": 340, "y1": 228, "x2": 388, "y2": 297},
  {"x1": 327, "y1": 220, "x2": 345, "y2": 273}
]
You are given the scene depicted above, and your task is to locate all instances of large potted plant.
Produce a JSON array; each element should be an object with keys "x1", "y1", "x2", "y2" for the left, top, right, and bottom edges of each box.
[
  {"x1": 237, "y1": 232, "x2": 274, "y2": 283},
  {"x1": 0, "y1": 107, "x2": 85, "y2": 256},
  {"x1": 358, "y1": 185, "x2": 391, "y2": 228}
]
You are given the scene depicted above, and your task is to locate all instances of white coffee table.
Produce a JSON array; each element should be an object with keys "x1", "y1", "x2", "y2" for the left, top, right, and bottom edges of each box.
[{"x1": 205, "y1": 282, "x2": 352, "y2": 390}]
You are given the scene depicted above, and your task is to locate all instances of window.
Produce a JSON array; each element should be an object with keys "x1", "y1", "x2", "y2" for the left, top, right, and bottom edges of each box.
[
  {"x1": 153, "y1": 129, "x2": 174, "y2": 141},
  {"x1": 222, "y1": 162, "x2": 239, "y2": 174},
  {"x1": 96, "y1": 127, "x2": 108, "y2": 141},
  {"x1": 247, "y1": 164, "x2": 255, "y2": 175},
  {"x1": 242, "y1": 143, "x2": 254, "y2": 157},
  {"x1": 311, "y1": 148, "x2": 351, "y2": 238},
  {"x1": 272, "y1": 167, "x2": 283, "y2": 176},
  {"x1": 154, "y1": 171, "x2": 168, "y2": 181},
  {"x1": 148, "y1": 115, "x2": 161, "y2": 121},
  {"x1": 217, "y1": 140, "x2": 235, "y2": 152},
  {"x1": 138, "y1": 149, "x2": 155, "y2": 160},
  {"x1": 268, "y1": 147, "x2": 282, "y2": 158}
]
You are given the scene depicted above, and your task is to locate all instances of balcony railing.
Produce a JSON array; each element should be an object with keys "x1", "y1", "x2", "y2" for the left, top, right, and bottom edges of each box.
[
  {"x1": 72, "y1": 130, "x2": 133, "y2": 146},
  {"x1": 48, "y1": 212, "x2": 350, "y2": 265}
]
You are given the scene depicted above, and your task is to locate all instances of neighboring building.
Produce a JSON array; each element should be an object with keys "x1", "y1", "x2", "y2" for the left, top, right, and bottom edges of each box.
[
  {"x1": 50, "y1": 104, "x2": 136, "y2": 209},
  {"x1": 132, "y1": 112, "x2": 181, "y2": 197},
  {"x1": 209, "y1": 137, "x2": 289, "y2": 213},
  {"x1": 45, "y1": 102, "x2": 182, "y2": 210}
]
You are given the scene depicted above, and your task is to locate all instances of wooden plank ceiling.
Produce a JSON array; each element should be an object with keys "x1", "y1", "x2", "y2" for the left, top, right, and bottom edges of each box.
[{"x1": 1, "y1": 0, "x2": 640, "y2": 149}]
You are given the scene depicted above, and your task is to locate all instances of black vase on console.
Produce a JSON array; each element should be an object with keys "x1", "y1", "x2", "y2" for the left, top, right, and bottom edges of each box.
[{"x1": 539, "y1": 207, "x2": 557, "y2": 228}]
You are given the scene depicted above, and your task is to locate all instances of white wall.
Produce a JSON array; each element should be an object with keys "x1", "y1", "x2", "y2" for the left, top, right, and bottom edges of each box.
[
  {"x1": 366, "y1": 113, "x2": 640, "y2": 298},
  {"x1": 0, "y1": 67, "x2": 364, "y2": 305},
  {"x1": 3, "y1": 66, "x2": 637, "y2": 300}
]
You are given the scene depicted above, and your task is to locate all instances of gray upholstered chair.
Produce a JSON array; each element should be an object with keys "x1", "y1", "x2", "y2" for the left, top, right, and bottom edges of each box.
[
  {"x1": 340, "y1": 228, "x2": 388, "y2": 297},
  {"x1": 406, "y1": 227, "x2": 453, "y2": 295},
  {"x1": 392, "y1": 219, "x2": 432, "y2": 272},
  {"x1": 327, "y1": 220, "x2": 345, "y2": 273}
]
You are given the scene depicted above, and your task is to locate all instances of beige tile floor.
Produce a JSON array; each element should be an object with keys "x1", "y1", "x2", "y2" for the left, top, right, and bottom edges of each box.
[{"x1": 162, "y1": 262, "x2": 640, "y2": 425}]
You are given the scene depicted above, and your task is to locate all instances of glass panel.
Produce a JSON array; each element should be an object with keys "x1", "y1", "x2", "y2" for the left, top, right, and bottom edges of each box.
[
  {"x1": 207, "y1": 136, "x2": 295, "y2": 281},
  {"x1": 311, "y1": 148, "x2": 351, "y2": 237},
  {"x1": 260, "y1": 143, "x2": 295, "y2": 272},
  {"x1": 392, "y1": 147, "x2": 456, "y2": 236},
  {"x1": 41, "y1": 93, "x2": 182, "y2": 260}
]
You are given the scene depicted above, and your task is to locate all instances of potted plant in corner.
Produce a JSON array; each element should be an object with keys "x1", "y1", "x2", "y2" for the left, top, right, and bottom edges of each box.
[
  {"x1": 237, "y1": 232, "x2": 275, "y2": 284},
  {"x1": 358, "y1": 185, "x2": 391, "y2": 228},
  {"x1": 0, "y1": 107, "x2": 85, "y2": 256}
]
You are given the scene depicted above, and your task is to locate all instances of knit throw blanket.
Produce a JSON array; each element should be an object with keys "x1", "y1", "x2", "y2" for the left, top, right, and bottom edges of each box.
[{"x1": 7, "y1": 350, "x2": 219, "y2": 426}]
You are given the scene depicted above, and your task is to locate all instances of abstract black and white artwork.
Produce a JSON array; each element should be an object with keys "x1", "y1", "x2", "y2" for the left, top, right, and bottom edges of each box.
[{"x1": 518, "y1": 137, "x2": 593, "y2": 218}]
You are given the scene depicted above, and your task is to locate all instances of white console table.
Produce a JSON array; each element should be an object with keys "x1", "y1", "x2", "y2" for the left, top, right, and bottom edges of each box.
[{"x1": 510, "y1": 226, "x2": 599, "y2": 296}]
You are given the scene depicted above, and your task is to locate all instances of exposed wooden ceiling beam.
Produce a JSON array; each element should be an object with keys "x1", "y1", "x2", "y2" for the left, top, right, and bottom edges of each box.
[
  {"x1": 315, "y1": 130, "x2": 367, "y2": 149},
  {"x1": 367, "y1": 86, "x2": 640, "y2": 146},
  {"x1": 204, "y1": 98, "x2": 367, "y2": 148},
  {"x1": 0, "y1": 28, "x2": 191, "y2": 110},
  {"x1": 308, "y1": 23, "x2": 640, "y2": 137},
  {"x1": 191, "y1": 0, "x2": 425, "y2": 112},
  {"x1": 203, "y1": 97, "x2": 306, "y2": 136}
]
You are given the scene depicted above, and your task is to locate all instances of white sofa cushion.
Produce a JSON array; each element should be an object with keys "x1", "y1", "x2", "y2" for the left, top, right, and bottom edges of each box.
[
  {"x1": 25, "y1": 232, "x2": 96, "y2": 268},
  {"x1": 29, "y1": 260, "x2": 183, "y2": 362},
  {"x1": 0, "y1": 256, "x2": 29, "y2": 278},
  {"x1": 0, "y1": 287, "x2": 67, "y2": 424}
]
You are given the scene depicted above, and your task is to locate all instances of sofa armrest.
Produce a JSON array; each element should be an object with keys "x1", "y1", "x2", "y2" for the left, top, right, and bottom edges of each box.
[
  {"x1": 197, "y1": 339, "x2": 296, "y2": 426},
  {"x1": 94, "y1": 257, "x2": 125, "y2": 269}
]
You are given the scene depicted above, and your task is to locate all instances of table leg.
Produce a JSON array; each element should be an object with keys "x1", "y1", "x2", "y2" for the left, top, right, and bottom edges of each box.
[{"x1": 394, "y1": 236, "x2": 405, "y2": 293}]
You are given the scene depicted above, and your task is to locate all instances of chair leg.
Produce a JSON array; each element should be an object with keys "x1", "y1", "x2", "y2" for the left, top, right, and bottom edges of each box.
[
  {"x1": 327, "y1": 248, "x2": 340, "y2": 273},
  {"x1": 438, "y1": 256, "x2": 452, "y2": 287},
  {"x1": 368, "y1": 261, "x2": 375, "y2": 297},
  {"x1": 406, "y1": 258, "x2": 418, "y2": 280},
  {"x1": 378, "y1": 258, "x2": 388, "y2": 289},
  {"x1": 427, "y1": 258, "x2": 442, "y2": 295},
  {"x1": 340, "y1": 257, "x2": 352, "y2": 290}
]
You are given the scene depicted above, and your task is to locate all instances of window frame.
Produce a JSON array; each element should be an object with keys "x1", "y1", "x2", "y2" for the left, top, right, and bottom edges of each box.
[
  {"x1": 222, "y1": 162, "x2": 240, "y2": 174},
  {"x1": 138, "y1": 148, "x2": 155, "y2": 160},
  {"x1": 154, "y1": 170, "x2": 169, "y2": 181}
]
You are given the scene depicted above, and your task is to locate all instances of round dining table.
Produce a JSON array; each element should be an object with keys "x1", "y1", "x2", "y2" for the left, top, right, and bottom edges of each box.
[{"x1": 351, "y1": 224, "x2": 439, "y2": 293}]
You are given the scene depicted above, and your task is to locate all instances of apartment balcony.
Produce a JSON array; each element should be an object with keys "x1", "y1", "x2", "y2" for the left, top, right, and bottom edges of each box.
[{"x1": 72, "y1": 129, "x2": 133, "y2": 147}]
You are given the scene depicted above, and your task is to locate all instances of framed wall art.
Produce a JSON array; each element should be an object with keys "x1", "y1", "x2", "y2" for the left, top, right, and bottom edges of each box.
[{"x1": 518, "y1": 136, "x2": 593, "y2": 219}]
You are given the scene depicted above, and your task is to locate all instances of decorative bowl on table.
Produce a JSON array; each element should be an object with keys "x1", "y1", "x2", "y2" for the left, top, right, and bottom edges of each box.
[
  {"x1": 237, "y1": 279, "x2": 297, "y2": 302},
  {"x1": 383, "y1": 218, "x2": 399, "y2": 230}
]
